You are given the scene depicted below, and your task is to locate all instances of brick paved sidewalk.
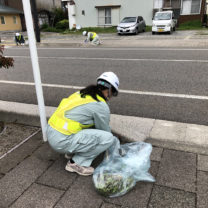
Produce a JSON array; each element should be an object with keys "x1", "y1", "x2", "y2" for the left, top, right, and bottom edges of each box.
[{"x1": 0, "y1": 131, "x2": 208, "y2": 208}]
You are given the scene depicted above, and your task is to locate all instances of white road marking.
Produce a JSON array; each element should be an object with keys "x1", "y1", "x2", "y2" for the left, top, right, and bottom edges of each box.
[
  {"x1": 7, "y1": 47, "x2": 208, "y2": 51},
  {"x1": 0, "y1": 80, "x2": 208, "y2": 100},
  {"x1": 8, "y1": 55, "x2": 208, "y2": 63},
  {"x1": 0, "y1": 129, "x2": 40, "y2": 160}
]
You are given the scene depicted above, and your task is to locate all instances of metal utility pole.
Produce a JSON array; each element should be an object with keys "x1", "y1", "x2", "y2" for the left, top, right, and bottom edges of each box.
[
  {"x1": 30, "y1": 0, "x2": 40, "y2": 42},
  {"x1": 22, "y1": 0, "x2": 47, "y2": 141}
]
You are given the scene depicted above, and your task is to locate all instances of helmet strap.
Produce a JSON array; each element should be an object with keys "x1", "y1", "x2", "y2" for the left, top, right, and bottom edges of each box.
[{"x1": 107, "y1": 88, "x2": 112, "y2": 101}]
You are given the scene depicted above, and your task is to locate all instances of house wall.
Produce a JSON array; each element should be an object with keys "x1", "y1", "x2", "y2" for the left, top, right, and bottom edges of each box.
[
  {"x1": 73, "y1": 0, "x2": 154, "y2": 27},
  {"x1": 7, "y1": 0, "x2": 23, "y2": 11},
  {"x1": 6, "y1": 0, "x2": 62, "y2": 12},
  {"x1": 0, "y1": 14, "x2": 22, "y2": 31},
  {"x1": 178, "y1": 0, "x2": 206, "y2": 24}
]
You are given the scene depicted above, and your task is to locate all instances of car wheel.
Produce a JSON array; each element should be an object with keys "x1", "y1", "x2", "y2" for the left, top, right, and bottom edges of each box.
[
  {"x1": 173, "y1": 27, "x2": 176, "y2": 31},
  {"x1": 135, "y1": 28, "x2": 139, "y2": 35},
  {"x1": 152, "y1": 31, "x2": 155, "y2": 35},
  {"x1": 168, "y1": 28, "x2": 172, "y2": 34},
  {"x1": 143, "y1": 27, "x2": 146, "y2": 32}
]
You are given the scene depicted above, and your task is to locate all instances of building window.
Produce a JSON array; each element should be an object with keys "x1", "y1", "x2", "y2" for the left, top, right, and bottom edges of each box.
[
  {"x1": 0, "y1": 16, "x2": 5, "y2": 24},
  {"x1": 105, "y1": 8, "x2": 111, "y2": 24},
  {"x1": 98, "y1": 8, "x2": 111, "y2": 25},
  {"x1": 181, "y1": 0, "x2": 201, "y2": 14},
  {"x1": 13, "y1": 16, "x2": 17, "y2": 24}
]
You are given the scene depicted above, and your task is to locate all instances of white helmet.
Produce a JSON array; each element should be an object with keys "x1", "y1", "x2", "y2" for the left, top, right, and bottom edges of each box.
[
  {"x1": 82, "y1": 31, "x2": 87, "y2": 36},
  {"x1": 16, "y1": 33, "x2": 20, "y2": 36},
  {"x1": 97, "y1": 72, "x2": 119, "y2": 96}
]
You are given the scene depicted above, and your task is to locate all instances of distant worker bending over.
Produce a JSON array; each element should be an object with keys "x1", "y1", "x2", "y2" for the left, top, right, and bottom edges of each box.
[
  {"x1": 83, "y1": 31, "x2": 100, "y2": 45},
  {"x1": 14, "y1": 33, "x2": 25, "y2": 46}
]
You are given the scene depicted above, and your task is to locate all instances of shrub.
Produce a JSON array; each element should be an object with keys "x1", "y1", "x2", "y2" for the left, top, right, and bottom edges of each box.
[
  {"x1": 0, "y1": 45, "x2": 14, "y2": 69},
  {"x1": 52, "y1": 7, "x2": 68, "y2": 26},
  {"x1": 40, "y1": 23, "x2": 49, "y2": 30},
  {"x1": 55, "y1": 19, "x2": 69, "y2": 30},
  {"x1": 41, "y1": 26, "x2": 62, "y2": 33}
]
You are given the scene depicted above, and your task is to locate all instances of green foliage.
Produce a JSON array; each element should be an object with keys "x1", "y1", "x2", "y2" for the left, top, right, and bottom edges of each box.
[
  {"x1": 55, "y1": 19, "x2": 69, "y2": 30},
  {"x1": 80, "y1": 27, "x2": 117, "y2": 33},
  {"x1": 0, "y1": 45, "x2": 14, "y2": 69},
  {"x1": 41, "y1": 26, "x2": 63, "y2": 33},
  {"x1": 40, "y1": 23, "x2": 49, "y2": 30},
  {"x1": 145, "y1": 25, "x2": 152, "y2": 32},
  {"x1": 42, "y1": 25, "x2": 152, "y2": 34},
  {"x1": 62, "y1": 26, "x2": 117, "y2": 34},
  {"x1": 178, "y1": 20, "x2": 202, "y2": 30},
  {"x1": 52, "y1": 7, "x2": 67, "y2": 26},
  {"x1": 95, "y1": 173, "x2": 135, "y2": 197}
]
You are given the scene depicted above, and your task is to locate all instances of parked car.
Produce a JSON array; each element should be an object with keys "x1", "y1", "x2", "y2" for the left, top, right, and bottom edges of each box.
[
  {"x1": 152, "y1": 11, "x2": 177, "y2": 35},
  {"x1": 117, "y1": 16, "x2": 146, "y2": 35}
]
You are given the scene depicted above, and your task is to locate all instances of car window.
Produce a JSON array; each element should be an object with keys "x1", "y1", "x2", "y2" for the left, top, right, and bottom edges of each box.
[
  {"x1": 154, "y1": 13, "x2": 171, "y2": 20},
  {"x1": 121, "y1": 17, "x2": 137, "y2": 23}
]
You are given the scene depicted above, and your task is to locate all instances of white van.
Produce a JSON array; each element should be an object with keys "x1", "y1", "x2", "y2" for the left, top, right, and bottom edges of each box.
[{"x1": 152, "y1": 11, "x2": 177, "y2": 34}]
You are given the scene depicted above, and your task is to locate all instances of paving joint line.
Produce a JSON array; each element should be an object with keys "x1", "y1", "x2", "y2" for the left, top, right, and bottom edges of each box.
[
  {"x1": 195, "y1": 155, "x2": 199, "y2": 208},
  {"x1": 154, "y1": 184, "x2": 197, "y2": 194},
  {"x1": 0, "y1": 133, "x2": 43, "y2": 174},
  {"x1": 0, "y1": 128, "x2": 41, "y2": 160},
  {"x1": 52, "y1": 174, "x2": 79, "y2": 208},
  {"x1": 35, "y1": 181, "x2": 66, "y2": 192}
]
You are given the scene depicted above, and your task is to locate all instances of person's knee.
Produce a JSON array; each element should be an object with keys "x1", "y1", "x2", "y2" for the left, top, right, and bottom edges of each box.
[{"x1": 104, "y1": 132, "x2": 116, "y2": 146}]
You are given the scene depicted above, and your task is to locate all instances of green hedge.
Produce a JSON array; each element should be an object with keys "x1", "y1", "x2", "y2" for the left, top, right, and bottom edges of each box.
[
  {"x1": 178, "y1": 20, "x2": 202, "y2": 30},
  {"x1": 55, "y1": 19, "x2": 69, "y2": 30},
  {"x1": 41, "y1": 27, "x2": 63, "y2": 33}
]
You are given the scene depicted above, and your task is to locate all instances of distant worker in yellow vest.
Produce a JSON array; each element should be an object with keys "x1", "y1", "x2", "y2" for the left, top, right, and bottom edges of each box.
[
  {"x1": 47, "y1": 72, "x2": 119, "y2": 176},
  {"x1": 14, "y1": 33, "x2": 25, "y2": 46},
  {"x1": 83, "y1": 31, "x2": 101, "y2": 45}
]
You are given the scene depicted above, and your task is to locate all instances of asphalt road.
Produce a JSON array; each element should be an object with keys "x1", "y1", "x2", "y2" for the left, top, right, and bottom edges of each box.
[{"x1": 1, "y1": 47, "x2": 208, "y2": 125}]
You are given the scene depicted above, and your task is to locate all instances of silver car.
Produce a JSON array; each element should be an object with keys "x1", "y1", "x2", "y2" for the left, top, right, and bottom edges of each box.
[{"x1": 117, "y1": 16, "x2": 146, "y2": 35}]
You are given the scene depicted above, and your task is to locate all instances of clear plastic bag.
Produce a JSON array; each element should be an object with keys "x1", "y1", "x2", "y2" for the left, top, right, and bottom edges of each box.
[{"x1": 93, "y1": 139, "x2": 155, "y2": 197}]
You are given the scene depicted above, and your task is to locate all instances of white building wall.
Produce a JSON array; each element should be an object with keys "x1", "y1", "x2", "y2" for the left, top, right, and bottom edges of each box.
[
  {"x1": 112, "y1": 8, "x2": 120, "y2": 25},
  {"x1": 73, "y1": 0, "x2": 154, "y2": 27}
]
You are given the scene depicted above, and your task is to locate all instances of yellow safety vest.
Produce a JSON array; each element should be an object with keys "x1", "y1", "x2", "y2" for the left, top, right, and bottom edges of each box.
[
  {"x1": 48, "y1": 91, "x2": 106, "y2": 135},
  {"x1": 89, "y1": 32, "x2": 97, "y2": 40},
  {"x1": 17, "y1": 35, "x2": 21, "y2": 41}
]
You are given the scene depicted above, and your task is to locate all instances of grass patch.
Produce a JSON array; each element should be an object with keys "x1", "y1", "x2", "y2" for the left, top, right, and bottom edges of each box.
[
  {"x1": 42, "y1": 25, "x2": 152, "y2": 35},
  {"x1": 177, "y1": 20, "x2": 203, "y2": 30},
  {"x1": 62, "y1": 26, "x2": 117, "y2": 34},
  {"x1": 41, "y1": 26, "x2": 64, "y2": 33},
  {"x1": 41, "y1": 26, "x2": 117, "y2": 34},
  {"x1": 145, "y1": 25, "x2": 152, "y2": 32}
]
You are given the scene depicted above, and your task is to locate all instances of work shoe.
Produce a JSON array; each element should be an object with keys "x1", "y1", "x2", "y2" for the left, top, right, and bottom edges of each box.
[
  {"x1": 64, "y1": 153, "x2": 73, "y2": 160},
  {"x1": 65, "y1": 161, "x2": 94, "y2": 176}
]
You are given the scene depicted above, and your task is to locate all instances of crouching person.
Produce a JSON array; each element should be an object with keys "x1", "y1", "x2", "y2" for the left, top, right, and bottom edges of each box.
[
  {"x1": 15, "y1": 33, "x2": 25, "y2": 46},
  {"x1": 47, "y1": 72, "x2": 120, "y2": 176},
  {"x1": 83, "y1": 31, "x2": 101, "y2": 45}
]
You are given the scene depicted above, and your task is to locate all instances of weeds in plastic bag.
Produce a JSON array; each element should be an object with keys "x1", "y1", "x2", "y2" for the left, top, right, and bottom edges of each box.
[
  {"x1": 93, "y1": 140, "x2": 155, "y2": 197},
  {"x1": 94, "y1": 171, "x2": 135, "y2": 197}
]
